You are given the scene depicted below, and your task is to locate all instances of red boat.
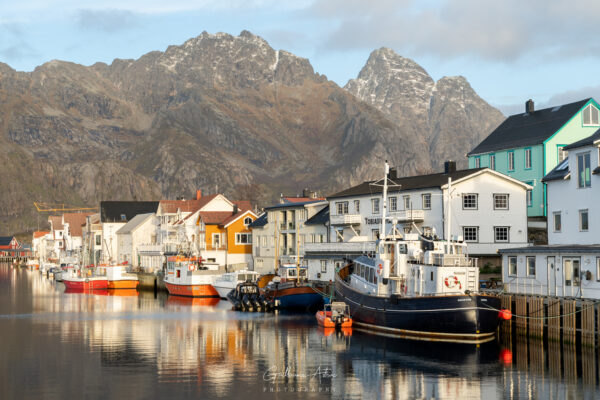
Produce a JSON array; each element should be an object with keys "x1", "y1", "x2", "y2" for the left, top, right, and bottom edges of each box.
[
  {"x1": 164, "y1": 256, "x2": 221, "y2": 298},
  {"x1": 63, "y1": 276, "x2": 108, "y2": 290},
  {"x1": 315, "y1": 302, "x2": 353, "y2": 329}
]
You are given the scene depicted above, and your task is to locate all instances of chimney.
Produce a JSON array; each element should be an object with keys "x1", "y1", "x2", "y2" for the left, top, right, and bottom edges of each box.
[
  {"x1": 444, "y1": 161, "x2": 456, "y2": 174},
  {"x1": 303, "y1": 188, "x2": 317, "y2": 198},
  {"x1": 196, "y1": 190, "x2": 202, "y2": 200},
  {"x1": 526, "y1": 99, "x2": 534, "y2": 114},
  {"x1": 233, "y1": 204, "x2": 239, "y2": 214},
  {"x1": 389, "y1": 167, "x2": 397, "y2": 180}
]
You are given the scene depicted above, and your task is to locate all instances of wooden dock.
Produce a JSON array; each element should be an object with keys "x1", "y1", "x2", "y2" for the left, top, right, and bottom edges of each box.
[{"x1": 500, "y1": 293, "x2": 599, "y2": 346}]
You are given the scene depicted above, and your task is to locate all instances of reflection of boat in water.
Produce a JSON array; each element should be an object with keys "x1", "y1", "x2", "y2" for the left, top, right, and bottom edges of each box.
[
  {"x1": 164, "y1": 256, "x2": 221, "y2": 298},
  {"x1": 335, "y1": 162, "x2": 502, "y2": 343},
  {"x1": 166, "y1": 296, "x2": 220, "y2": 307},
  {"x1": 263, "y1": 265, "x2": 324, "y2": 311},
  {"x1": 107, "y1": 288, "x2": 139, "y2": 297},
  {"x1": 319, "y1": 326, "x2": 353, "y2": 337},
  {"x1": 64, "y1": 287, "x2": 109, "y2": 296},
  {"x1": 212, "y1": 270, "x2": 260, "y2": 299}
]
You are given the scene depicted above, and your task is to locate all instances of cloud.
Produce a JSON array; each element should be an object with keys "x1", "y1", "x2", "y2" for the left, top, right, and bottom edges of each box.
[
  {"x1": 75, "y1": 9, "x2": 141, "y2": 32},
  {"x1": 495, "y1": 86, "x2": 600, "y2": 116},
  {"x1": 302, "y1": 0, "x2": 600, "y2": 63},
  {"x1": 0, "y1": 23, "x2": 38, "y2": 61}
]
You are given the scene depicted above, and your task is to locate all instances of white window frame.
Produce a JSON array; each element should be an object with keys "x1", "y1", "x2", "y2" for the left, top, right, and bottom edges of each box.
[
  {"x1": 403, "y1": 195, "x2": 410, "y2": 210},
  {"x1": 553, "y1": 212, "x2": 561, "y2": 232},
  {"x1": 558, "y1": 146, "x2": 568, "y2": 163},
  {"x1": 490, "y1": 154, "x2": 495, "y2": 170},
  {"x1": 235, "y1": 233, "x2": 251, "y2": 245},
  {"x1": 354, "y1": 200, "x2": 360, "y2": 213},
  {"x1": 527, "y1": 256, "x2": 536, "y2": 277},
  {"x1": 462, "y1": 226, "x2": 478, "y2": 242},
  {"x1": 320, "y1": 260, "x2": 327, "y2": 273},
  {"x1": 494, "y1": 226, "x2": 509, "y2": 243},
  {"x1": 372, "y1": 198, "x2": 380, "y2": 214},
  {"x1": 577, "y1": 152, "x2": 591, "y2": 188},
  {"x1": 243, "y1": 217, "x2": 253, "y2": 226},
  {"x1": 583, "y1": 104, "x2": 600, "y2": 126},
  {"x1": 422, "y1": 193, "x2": 431, "y2": 210},
  {"x1": 508, "y1": 151, "x2": 515, "y2": 171},
  {"x1": 389, "y1": 197, "x2": 397, "y2": 212},
  {"x1": 493, "y1": 194, "x2": 509, "y2": 210},
  {"x1": 580, "y1": 209, "x2": 589, "y2": 232},
  {"x1": 462, "y1": 194, "x2": 478, "y2": 210},
  {"x1": 508, "y1": 256, "x2": 517, "y2": 276},
  {"x1": 525, "y1": 148, "x2": 532, "y2": 169},
  {"x1": 212, "y1": 233, "x2": 222, "y2": 248},
  {"x1": 372, "y1": 229, "x2": 379, "y2": 240},
  {"x1": 336, "y1": 201, "x2": 349, "y2": 215}
]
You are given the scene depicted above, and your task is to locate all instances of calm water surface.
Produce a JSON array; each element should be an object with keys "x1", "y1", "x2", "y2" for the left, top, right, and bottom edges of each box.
[{"x1": 0, "y1": 264, "x2": 598, "y2": 399}]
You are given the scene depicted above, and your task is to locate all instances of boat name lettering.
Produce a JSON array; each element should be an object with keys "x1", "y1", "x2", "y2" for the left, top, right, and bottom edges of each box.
[
  {"x1": 365, "y1": 217, "x2": 382, "y2": 225},
  {"x1": 453, "y1": 271, "x2": 466, "y2": 275},
  {"x1": 457, "y1": 298, "x2": 472, "y2": 302}
]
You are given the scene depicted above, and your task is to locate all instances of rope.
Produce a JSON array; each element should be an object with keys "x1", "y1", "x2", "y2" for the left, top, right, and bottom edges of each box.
[{"x1": 482, "y1": 298, "x2": 600, "y2": 320}]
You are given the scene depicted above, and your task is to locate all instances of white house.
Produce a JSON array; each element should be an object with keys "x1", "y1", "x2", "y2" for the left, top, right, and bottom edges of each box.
[
  {"x1": 250, "y1": 199, "x2": 328, "y2": 275},
  {"x1": 500, "y1": 129, "x2": 600, "y2": 298},
  {"x1": 116, "y1": 213, "x2": 159, "y2": 268},
  {"x1": 325, "y1": 162, "x2": 531, "y2": 266}
]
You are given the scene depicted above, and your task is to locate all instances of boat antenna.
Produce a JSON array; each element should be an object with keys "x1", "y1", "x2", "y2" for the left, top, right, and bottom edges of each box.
[
  {"x1": 380, "y1": 161, "x2": 389, "y2": 240},
  {"x1": 446, "y1": 177, "x2": 452, "y2": 253}
]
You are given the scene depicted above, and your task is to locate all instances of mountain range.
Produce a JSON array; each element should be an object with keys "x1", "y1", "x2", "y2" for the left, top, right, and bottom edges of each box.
[{"x1": 0, "y1": 30, "x2": 504, "y2": 233}]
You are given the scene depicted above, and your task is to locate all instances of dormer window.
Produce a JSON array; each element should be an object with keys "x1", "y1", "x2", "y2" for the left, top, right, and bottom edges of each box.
[
  {"x1": 244, "y1": 217, "x2": 253, "y2": 226},
  {"x1": 583, "y1": 104, "x2": 599, "y2": 126}
]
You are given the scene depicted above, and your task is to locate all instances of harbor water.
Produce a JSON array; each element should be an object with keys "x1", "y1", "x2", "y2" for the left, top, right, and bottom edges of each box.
[{"x1": 1, "y1": 263, "x2": 598, "y2": 399}]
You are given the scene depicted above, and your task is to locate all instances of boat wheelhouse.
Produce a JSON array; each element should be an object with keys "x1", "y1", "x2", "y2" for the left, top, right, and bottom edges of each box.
[{"x1": 164, "y1": 256, "x2": 222, "y2": 298}]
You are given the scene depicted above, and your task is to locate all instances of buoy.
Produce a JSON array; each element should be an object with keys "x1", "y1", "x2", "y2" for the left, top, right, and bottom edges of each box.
[{"x1": 499, "y1": 309, "x2": 512, "y2": 320}]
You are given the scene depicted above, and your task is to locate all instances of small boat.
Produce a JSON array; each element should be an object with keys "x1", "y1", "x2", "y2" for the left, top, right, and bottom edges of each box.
[
  {"x1": 227, "y1": 282, "x2": 273, "y2": 312},
  {"x1": 105, "y1": 264, "x2": 139, "y2": 289},
  {"x1": 164, "y1": 256, "x2": 221, "y2": 298},
  {"x1": 62, "y1": 266, "x2": 108, "y2": 290},
  {"x1": 212, "y1": 270, "x2": 261, "y2": 299},
  {"x1": 263, "y1": 264, "x2": 324, "y2": 311},
  {"x1": 316, "y1": 302, "x2": 353, "y2": 329}
]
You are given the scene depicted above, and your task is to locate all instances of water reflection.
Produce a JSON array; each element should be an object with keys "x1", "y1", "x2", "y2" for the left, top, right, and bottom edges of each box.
[{"x1": 1, "y1": 264, "x2": 600, "y2": 399}]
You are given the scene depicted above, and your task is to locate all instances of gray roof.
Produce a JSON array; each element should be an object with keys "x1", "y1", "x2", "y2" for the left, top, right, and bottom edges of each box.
[
  {"x1": 499, "y1": 245, "x2": 600, "y2": 254},
  {"x1": 0, "y1": 236, "x2": 14, "y2": 246},
  {"x1": 468, "y1": 98, "x2": 591, "y2": 156},
  {"x1": 542, "y1": 158, "x2": 570, "y2": 182},
  {"x1": 305, "y1": 206, "x2": 329, "y2": 225},
  {"x1": 116, "y1": 213, "x2": 155, "y2": 234},
  {"x1": 328, "y1": 168, "x2": 485, "y2": 199},
  {"x1": 264, "y1": 200, "x2": 326, "y2": 211},
  {"x1": 249, "y1": 213, "x2": 267, "y2": 228}
]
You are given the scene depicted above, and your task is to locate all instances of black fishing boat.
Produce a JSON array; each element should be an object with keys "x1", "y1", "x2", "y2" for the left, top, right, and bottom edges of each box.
[{"x1": 334, "y1": 162, "x2": 504, "y2": 343}]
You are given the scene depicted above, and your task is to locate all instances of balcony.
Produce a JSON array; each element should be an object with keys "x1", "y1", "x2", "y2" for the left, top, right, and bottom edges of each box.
[
  {"x1": 389, "y1": 209, "x2": 425, "y2": 222},
  {"x1": 304, "y1": 241, "x2": 375, "y2": 254},
  {"x1": 138, "y1": 243, "x2": 162, "y2": 254},
  {"x1": 279, "y1": 222, "x2": 295, "y2": 230},
  {"x1": 330, "y1": 214, "x2": 362, "y2": 225}
]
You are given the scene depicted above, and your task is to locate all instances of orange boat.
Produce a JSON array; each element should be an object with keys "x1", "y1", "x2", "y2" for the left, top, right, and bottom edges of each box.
[
  {"x1": 316, "y1": 302, "x2": 352, "y2": 329},
  {"x1": 104, "y1": 264, "x2": 139, "y2": 289},
  {"x1": 164, "y1": 256, "x2": 221, "y2": 298}
]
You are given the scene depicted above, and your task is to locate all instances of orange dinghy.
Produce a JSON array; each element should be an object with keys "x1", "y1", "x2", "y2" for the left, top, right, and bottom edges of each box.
[
  {"x1": 316, "y1": 302, "x2": 352, "y2": 329},
  {"x1": 104, "y1": 264, "x2": 139, "y2": 290}
]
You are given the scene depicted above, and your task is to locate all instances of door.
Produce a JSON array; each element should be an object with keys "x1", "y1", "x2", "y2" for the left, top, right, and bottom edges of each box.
[
  {"x1": 547, "y1": 256, "x2": 555, "y2": 296},
  {"x1": 563, "y1": 257, "x2": 581, "y2": 297}
]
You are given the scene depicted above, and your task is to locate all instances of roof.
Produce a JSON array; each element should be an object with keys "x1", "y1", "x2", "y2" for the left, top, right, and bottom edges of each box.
[
  {"x1": 305, "y1": 206, "x2": 329, "y2": 225},
  {"x1": 63, "y1": 212, "x2": 94, "y2": 237},
  {"x1": 327, "y1": 168, "x2": 486, "y2": 199},
  {"x1": 159, "y1": 194, "x2": 218, "y2": 214},
  {"x1": 198, "y1": 211, "x2": 235, "y2": 225},
  {"x1": 100, "y1": 201, "x2": 159, "y2": 223},
  {"x1": 542, "y1": 158, "x2": 570, "y2": 182},
  {"x1": 233, "y1": 200, "x2": 252, "y2": 211},
  {"x1": 49, "y1": 216, "x2": 63, "y2": 230},
  {"x1": 0, "y1": 236, "x2": 14, "y2": 246},
  {"x1": 33, "y1": 231, "x2": 50, "y2": 239},
  {"x1": 223, "y1": 210, "x2": 256, "y2": 227},
  {"x1": 249, "y1": 213, "x2": 267, "y2": 228},
  {"x1": 282, "y1": 197, "x2": 326, "y2": 203},
  {"x1": 563, "y1": 128, "x2": 600, "y2": 150},
  {"x1": 265, "y1": 200, "x2": 327, "y2": 210},
  {"x1": 116, "y1": 213, "x2": 155, "y2": 234},
  {"x1": 499, "y1": 245, "x2": 600, "y2": 254},
  {"x1": 468, "y1": 98, "x2": 591, "y2": 155}
]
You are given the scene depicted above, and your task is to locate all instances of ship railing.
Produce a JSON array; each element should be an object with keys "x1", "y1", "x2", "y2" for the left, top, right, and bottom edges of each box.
[{"x1": 430, "y1": 253, "x2": 470, "y2": 267}]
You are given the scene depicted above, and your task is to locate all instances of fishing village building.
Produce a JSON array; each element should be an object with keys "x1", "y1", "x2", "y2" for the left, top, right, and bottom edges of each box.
[
  {"x1": 250, "y1": 194, "x2": 328, "y2": 275},
  {"x1": 500, "y1": 128, "x2": 600, "y2": 298},
  {"x1": 468, "y1": 98, "x2": 600, "y2": 227}
]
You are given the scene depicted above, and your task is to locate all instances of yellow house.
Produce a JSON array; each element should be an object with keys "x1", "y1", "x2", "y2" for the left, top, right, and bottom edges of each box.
[{"x1": 197, "y1": 207, "x2": 257, "y2": 269}]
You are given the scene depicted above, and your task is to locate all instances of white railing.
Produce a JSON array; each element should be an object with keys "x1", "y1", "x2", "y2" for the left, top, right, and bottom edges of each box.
[
  {"x1": 330, "y1": 214, "x2": 362, "y2": 225},
  {"x1": 137, "y1": 244, "x2": 162, "y2": 254},
  {"x1": 389, "y1": 209, "x2": 425, "y2": 222},
  {"x1": 304, "y1": 241, "x2": 375, "y2": 254}
]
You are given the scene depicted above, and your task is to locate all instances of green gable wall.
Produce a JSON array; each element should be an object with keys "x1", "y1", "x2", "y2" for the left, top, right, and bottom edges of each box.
[{"x1": 544, "y1": 98, "x2": 600, "y2": 175}]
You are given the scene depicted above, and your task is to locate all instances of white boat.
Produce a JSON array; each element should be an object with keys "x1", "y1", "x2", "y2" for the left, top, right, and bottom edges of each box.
[{"x1": 212, "y1": 270, "x2": 261, "y2": 299}]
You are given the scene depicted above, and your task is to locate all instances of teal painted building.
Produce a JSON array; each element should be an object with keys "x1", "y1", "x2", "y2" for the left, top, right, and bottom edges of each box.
[{"x1": 468, "y1": 98, "x2": 600, "y2": 218}]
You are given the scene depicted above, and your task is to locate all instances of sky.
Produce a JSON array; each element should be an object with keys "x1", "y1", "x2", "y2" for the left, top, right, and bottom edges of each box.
[{"x1": 1, "y1": 0, "x2": 599, "y2": 115}]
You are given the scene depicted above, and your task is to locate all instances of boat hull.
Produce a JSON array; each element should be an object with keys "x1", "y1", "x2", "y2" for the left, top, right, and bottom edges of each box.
[
  {"x1": 63, "y1": 278, "x2": 108, "y2": 290},
  {"x1": 213, "y1": 285, "x2": 233, "y2": 299},
  {"x1": 165, "y1": 282, "x2": 219, "y2": 298},
  {"x1": 107, "y1": 280, "x2": 139, "y2": 290},
  {"x1": 335, "y1": 279, "x2": 501, "y2": 342},
  {"x1": 266, "y1": 286, "x2": 324, "y2": 310}
]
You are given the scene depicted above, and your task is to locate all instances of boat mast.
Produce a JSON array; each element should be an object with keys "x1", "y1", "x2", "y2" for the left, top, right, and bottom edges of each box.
[
  {"x1": 446, "y1": 177, "x2": 452, "y2": 253},
  {"x1": 380, "y1": 161, "x2": 389, "y2": 240}
]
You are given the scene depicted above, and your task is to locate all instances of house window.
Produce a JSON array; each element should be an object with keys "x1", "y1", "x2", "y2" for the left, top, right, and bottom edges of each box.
[
  {"x1": 335, "y1": 228, "x2": 344, "y2": 243},
  {"x1": 558, "y1": 146, "x2": 568, "y2": 163},
  {"x1": 577, "y1": 152, "x2": 591, "y2": 188},
  {"x1": 490, "y1": 154, "x2": 496, "y2": 170},
  {"x1": 475, "y1": 157, "x2": 481, "y2": 168},
  {"x1": 494, "y1": 227, "x2": 509, "y2": 242},
  {"x1": 262, "y1": 236, "x2": 267, "y2": 246},
  {"x1": 462, "y1": 194, "x2": 478, "y2": 210},
  {"x1": 597, "y1": 257, "x2": 600, "y2": 282},
  {"x1": 553, "y1": 212, "x2": 561, "y2": 232},
  {"x1": 403, "y1": 195, "x2": 410, "y2": 210},
  {"x1": 321, "y1": 260, "x2": 327, "y2": 273},
  {"x1": 508, "y1": 256, "x2": 517, "y2": 276},
  {"x1": 580, "y1": 209, "x2": 589, "y2": 231},
  {"x1": 462, "y1": 226, "x2": 478, "y2": 242},
  {"x1": 372, "y1": 229, "x2": 380, "y2": 240},
  {"x1": 508, "y1": 151, "x2": 515, "y2": 171},
  {"x1": 527, "y1": 256, "x2": 536, "y2": 276},
  {"x1": 212, "y1": 233, "x2": 221, "y2": 248},
  {"x1": 493, "y1": 194, "x2": 509, "y2": 210},
  {"x1": 354, "y1": 200, "x2": 360, "y2": 213},
  {"x1": 422, "y1": 194, "x2": 431, "y2": 210},
  {"x1": 95, "y1": 235, "x2": 101, "y2": 246},
  {"x1": 583, "y1": 104, "x2": 600, "y2": 126},
  {"x1": 389, "y1": 197, "x2": 397, "y2": 211},
  {"x1": 372, "y1": 198, "x2": 380, "y2": 214},
  {"x1": 336, "y1": 201, "x2": 349, "y2": 215},
  {"x1": 244, "y1": 217, "x2": 253, "y2": 226},
  {"x1": 525, "y1": 148, "x2": 532, "y2": 169},
  {"x1": 525, "y1": 181, "x2": 533, "y2": 207}
]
